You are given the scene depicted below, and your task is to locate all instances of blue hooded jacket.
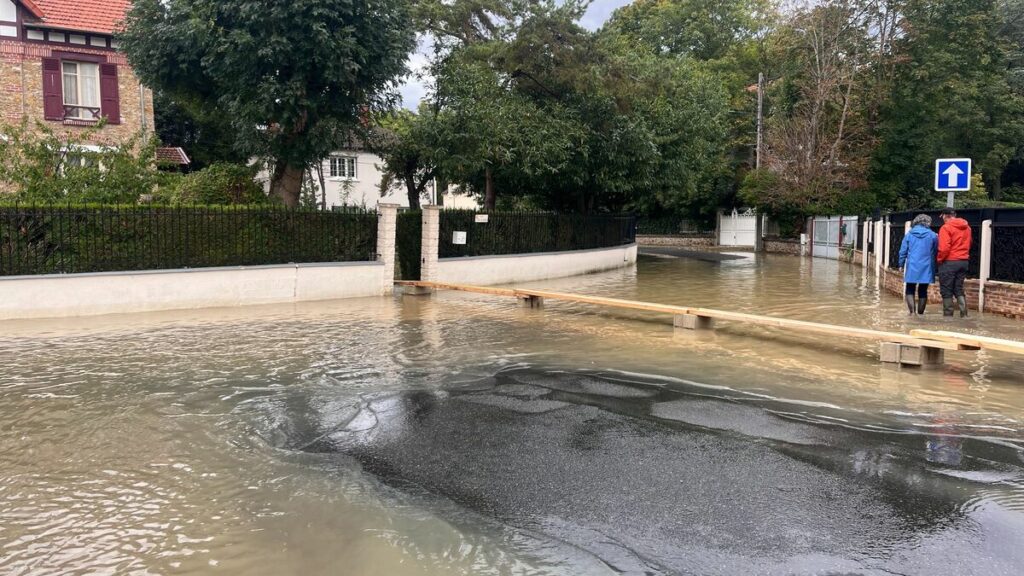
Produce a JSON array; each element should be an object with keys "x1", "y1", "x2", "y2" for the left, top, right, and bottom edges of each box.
[{"x1": 898, "y1": 224, "x2": 938, "y2": 284}]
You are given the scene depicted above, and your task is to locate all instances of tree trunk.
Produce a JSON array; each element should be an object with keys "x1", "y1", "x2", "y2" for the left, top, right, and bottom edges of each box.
[
  {"x1": 315, "y1": 163, "x2": 327, "y2": 210},
  {"x1": 270, "y1": 161, "x2": 305, "y2": 207},
  {"x1": 405, "y1": 173, "x2": 421, "y2": 209},
  {"x1": 484, "y1": 166, "x2": 496, "y2": 211}
]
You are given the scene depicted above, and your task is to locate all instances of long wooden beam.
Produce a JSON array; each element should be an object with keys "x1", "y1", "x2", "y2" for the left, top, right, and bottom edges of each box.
[
  {"x1": 396, "y1": 281, "x2": 992, "y2": 353},
  {"x1": 910, "y1": 330, "x2": 1024, "y2": 356}
]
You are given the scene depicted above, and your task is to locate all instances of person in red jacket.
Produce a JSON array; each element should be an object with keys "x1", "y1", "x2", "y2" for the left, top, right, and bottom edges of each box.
[{"x1": 937, "y1": 208, "x2": 972, "y2": 317}]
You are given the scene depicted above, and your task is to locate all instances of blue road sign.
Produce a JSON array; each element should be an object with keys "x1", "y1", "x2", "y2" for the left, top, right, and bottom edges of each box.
[{"x1": 934, "y1": 158, "x2": 971, "y2": 192}]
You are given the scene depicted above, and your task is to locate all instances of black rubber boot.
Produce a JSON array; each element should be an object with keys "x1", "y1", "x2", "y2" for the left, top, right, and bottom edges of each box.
[
  {"x1": 942, "y1": 298, "x2": 955, "y2": 317},
  {"x1": 957, "y1": 295, "x2": 968, "y2": 318},
  {"x1": 917, "y1": 297, "x2": 928, "y2": 316},
  {"x1": 905, "y1": 294, "x2": 916, "y2": 315}
]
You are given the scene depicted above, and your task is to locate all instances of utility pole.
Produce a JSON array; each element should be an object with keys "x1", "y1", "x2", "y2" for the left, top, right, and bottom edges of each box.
[{"x1": 756, "y1": 72, "x2": 764, "y2": 170}]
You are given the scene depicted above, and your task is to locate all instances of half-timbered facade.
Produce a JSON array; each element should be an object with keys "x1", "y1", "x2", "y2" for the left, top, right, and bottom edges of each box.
[{"x1": 0, "y1": 0, "x2": 153, "y2": 143}]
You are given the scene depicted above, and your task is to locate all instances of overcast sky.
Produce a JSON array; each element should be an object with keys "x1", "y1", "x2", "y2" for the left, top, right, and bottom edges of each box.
[{"x1": 398, "y1": 0, "x2": 634, "y2": 109}]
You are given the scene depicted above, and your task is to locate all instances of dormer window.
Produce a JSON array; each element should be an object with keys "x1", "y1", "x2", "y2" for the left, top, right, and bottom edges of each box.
[{"x1": 62, "y1": 61, "x2": 101, "y2": 121}]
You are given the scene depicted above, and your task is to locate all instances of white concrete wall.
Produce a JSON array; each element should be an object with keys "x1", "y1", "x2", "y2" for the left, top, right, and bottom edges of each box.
[
  {"x1": 433, "y1": 244, "x2": 638, "y2": 286},
  {"x1": 0, "y1": 263, "x2": 386, "y2": 320}
]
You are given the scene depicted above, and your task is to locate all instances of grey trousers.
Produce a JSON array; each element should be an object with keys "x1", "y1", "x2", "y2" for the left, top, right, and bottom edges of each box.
[{"x1": 938, "y1": 260, "x2": 968, "y2": 298}]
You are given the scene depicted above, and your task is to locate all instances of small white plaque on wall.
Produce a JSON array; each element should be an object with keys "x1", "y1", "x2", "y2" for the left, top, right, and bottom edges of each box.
[
  {"x1": 474, "y1": 214, "x2": 489, "y2": 224},
  {"x1": 452, "y1": 231, "x2": 467, "y2": 245}
]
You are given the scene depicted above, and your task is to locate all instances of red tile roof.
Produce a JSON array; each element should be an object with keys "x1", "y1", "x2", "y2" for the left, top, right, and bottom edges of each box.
[
  {"x1": 27, "y1": 0, "x2": 132, "y2": 35},
  {"x1": 156, "y1": 147, "x2": 191, "y2": 166}
]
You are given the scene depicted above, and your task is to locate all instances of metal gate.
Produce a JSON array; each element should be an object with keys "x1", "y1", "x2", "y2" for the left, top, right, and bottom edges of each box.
[
  {"x1": 812, "y1": 215, "x2": 858, "y2": 259},
  {"x1": 719, "y1": 209, "x2": 757, "y2": 247},
  {"x1": 395, "y1": 209, "x2": 422, "y2": 280}
]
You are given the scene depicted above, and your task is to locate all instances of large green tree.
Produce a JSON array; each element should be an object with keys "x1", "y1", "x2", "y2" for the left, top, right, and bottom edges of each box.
[
  {"x1": 120, "y1": 0, "x2": 416, "y2": 206},
  {"x1": 870, "y1": 0, "x2": 1024, "y2": 207}
]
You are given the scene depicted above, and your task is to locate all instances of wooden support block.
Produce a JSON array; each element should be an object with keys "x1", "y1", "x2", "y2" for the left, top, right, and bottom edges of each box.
[
  {"x1": 900, "y1": 345, "x2": 944, "y2": 367},
  {"x1": 674, "y1": 314, "x2": 715, "y2": 330},
  {"x1": 880, "y1": 342, "x2": 944, "y2": 366},
  {"x1": 403, "y1": 285, "x2": 433, "y2": 296},
  {"x1": 880, "y1": 342, "x2": 902, "y2": 364},
  {"x1": 517, "y1": 295, "x2": 544, "y2": 309}
]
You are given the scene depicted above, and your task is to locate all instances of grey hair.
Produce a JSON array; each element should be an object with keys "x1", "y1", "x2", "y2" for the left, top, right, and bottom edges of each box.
[{"x1": 912, "y1": 214, "x2": 933, "y2": 227}]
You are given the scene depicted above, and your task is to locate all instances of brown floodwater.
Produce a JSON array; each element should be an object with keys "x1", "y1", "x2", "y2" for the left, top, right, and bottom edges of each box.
[{"x1": 1, "y1": 252, "x2": 1022, "y2": 575}]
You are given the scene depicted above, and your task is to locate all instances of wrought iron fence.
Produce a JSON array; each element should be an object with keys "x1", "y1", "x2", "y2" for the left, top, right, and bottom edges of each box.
[
  {"x1": 991, "y1": 224, "x2": 1024, "y2": 283},
  {"x1": 396, "y1": 209, "x2": 422, "y2": 280},
  {"x1": 636, "y1": 217, "x2": 712, "y2": 235},
  {"x1": 0, "y1": 204, "x2": 378, "y2": 276},
  {"x1": 438, "y1": 211, "x2": 637, "y2": 258},
  {"x1": 887, "y1": 208, "x2": 1024, "y2": 280}
]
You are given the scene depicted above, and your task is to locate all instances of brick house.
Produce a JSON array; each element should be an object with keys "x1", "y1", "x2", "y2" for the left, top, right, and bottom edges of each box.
[{"x1": 0, "y1": 0, "x2": 154, "y2": 143}]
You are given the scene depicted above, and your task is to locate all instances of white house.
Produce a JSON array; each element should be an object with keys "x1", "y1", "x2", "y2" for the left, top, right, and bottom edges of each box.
[{"x1": 316, "y1": 148, "x2": 479, "y2": 210}]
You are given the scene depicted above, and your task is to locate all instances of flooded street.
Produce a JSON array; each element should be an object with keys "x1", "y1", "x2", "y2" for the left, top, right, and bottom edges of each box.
[{"x1": 2, "y1": 253, "x2": 1023, "y2": 575}]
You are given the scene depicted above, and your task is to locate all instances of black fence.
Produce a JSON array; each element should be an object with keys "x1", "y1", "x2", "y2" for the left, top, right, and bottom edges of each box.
[
  {"x1": 636, "y1": 217, "x2": 712, "y2": 235},
  {"x1": 888, "y1": 208, "x2": 1024, "y2": 282},
  {"x1": 438, "y1": 211, "x2": 637, "y2": 259},
  {"x1": 396, "y1": 209, "x2": 422, "y2": 281},
  {"x1": 0, "y1": 204, "x2": 378, "y2": 276}
]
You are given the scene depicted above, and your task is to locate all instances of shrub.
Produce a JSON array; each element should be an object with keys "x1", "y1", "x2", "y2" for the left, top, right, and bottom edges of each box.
[
  {"x1": 0, "y1": 120, "x2": 160, "y2": 203},
  {"x1": 171, "y1": 163, "x2": 267, "y2": 205}
]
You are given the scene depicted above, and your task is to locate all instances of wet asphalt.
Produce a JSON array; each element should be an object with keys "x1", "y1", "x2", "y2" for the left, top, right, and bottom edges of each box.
[{"x1": 279, "y1": 369, "x2": 1024, "y2": 576}]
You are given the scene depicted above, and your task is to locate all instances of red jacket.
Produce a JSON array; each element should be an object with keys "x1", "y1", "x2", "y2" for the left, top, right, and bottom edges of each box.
[{"x1": 937, "y1": 218, "x2": 972, "y2": 263}]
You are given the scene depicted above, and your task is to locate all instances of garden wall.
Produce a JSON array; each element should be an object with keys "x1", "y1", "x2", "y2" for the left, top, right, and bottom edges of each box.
[
  {"x1": 0, "y1": 262, "x2": 388, "y2": 320},
  {"x1": 433, "y1": 244, "x2": 638, "y2": 286}
]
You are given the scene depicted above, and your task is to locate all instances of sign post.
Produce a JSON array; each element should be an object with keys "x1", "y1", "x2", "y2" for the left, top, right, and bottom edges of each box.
[{"x1": 934, "y1": 158, "x2": 971, "y2": 208}]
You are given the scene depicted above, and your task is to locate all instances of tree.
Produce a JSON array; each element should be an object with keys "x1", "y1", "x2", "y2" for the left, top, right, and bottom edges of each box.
[
  {"x1": 431, "y1": 50, "x2": 581, "y2": 210},
  {"x1": 152, "y1": 91, "x2": 249, "y2": 171},
  {"x1": 604, "y1": 0, "x2": 770, "y2": 61},
  {"x1": 120, "y1": 0, "x2": 416, "y2": 206},
  {"x1": 743, "y1": 1, "x2": 874, "y2": 217},
  {"x1": 870, "y1": 0, "x2": 1024, "y2": 208},
  {"x1": 373, "y1": 109, "x2": 441, "y2": 209}
]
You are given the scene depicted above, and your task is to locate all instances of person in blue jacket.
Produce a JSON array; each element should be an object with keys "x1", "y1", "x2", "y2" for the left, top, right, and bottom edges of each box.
[{"x1": 898, "y1": 214, "x2": 939, "y2": 315}]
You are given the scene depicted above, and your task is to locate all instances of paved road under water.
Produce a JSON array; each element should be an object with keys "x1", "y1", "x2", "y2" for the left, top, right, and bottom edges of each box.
[{"x1": 1, "y1": 253, "x2": 1023, "y2": 575}]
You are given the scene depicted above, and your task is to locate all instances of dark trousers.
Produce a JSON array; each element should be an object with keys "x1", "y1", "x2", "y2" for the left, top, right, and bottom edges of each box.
[
  {"x1": 938, "y1": 260, "x2": 968, "y2": 298},
  {"x1": 904, "y1": 283, "x2": 929, "y2": 298}
]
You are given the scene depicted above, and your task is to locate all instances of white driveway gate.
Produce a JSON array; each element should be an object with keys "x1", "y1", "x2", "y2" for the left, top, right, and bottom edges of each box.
[
  {"x1": 812, "y1": 215, "x2": 858, "y2": 259},
  {"x1": 719, "y1": 209, "x2": 757, "y2": 247}
]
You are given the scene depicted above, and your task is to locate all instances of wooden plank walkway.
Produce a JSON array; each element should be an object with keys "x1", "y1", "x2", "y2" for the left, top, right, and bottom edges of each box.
[
  {"x1": 395, "y1": 281, "x2": 1018, "y2": 358},
  {"x1": 910, "y1": 330, "x2": 1024, "y2": 356}
]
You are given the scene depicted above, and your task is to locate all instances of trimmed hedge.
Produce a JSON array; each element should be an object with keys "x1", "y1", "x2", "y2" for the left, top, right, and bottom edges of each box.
[
  {"x1": 438, "y1": 210, "x2": 637, "y2": 258},
  {"x1": 0, "y1": 204, "x2": 378, "y2": 276}
]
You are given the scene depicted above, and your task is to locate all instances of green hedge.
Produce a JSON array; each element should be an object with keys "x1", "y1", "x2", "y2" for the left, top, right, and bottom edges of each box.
[
  {"x1": 0, "y1": 204, "x2": 378, "y2": 276},
  {"x1": 438, "y1": 210, "x2": 637, "y2": 258}
]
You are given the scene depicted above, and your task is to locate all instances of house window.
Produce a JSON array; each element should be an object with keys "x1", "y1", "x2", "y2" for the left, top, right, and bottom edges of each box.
[
  {"x1": 62, "y1": 61, "x2": 100, "y2": 120},
  {"x1": 329, "y1": 156, "x2": 357, "y2": 180},
  {"x1": 0, "y1": 0, "x2": 15, "y2": 38}
]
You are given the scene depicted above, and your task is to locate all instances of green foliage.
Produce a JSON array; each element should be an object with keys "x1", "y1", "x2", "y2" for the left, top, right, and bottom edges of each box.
[
  {"x1": 0, "y1": 205, "x2": 379, "y2": 276},
  {"x1": 120, "y1": 0, "x2": 417, "y2": 205},
  {"x1": 171, "y1": 163, "x2": 267, "y2": 205},
  {"x1": 152, "y1": 91, "x2": 249, "y2": 171},
  {"x1": 372, "y1": 108, "x2": 442, "y2": 208},
  {"x1": 0, "y1": 121, "x2": 161, "y2": 203},
  {"x1": 604, "y1": 0, "x2": 770, "y2": 61},
  {"x1": 871, "y1": 0, "x2": 1024, "y2": 209}
]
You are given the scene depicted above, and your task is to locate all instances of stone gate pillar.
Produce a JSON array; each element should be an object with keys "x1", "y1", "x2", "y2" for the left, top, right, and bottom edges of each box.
[
  {"x1": 421, "y1": 206, "x2": 440, "y2": 282},
  {"x1": 377, "y1": 204, "x2": 398, "y2": 295}
]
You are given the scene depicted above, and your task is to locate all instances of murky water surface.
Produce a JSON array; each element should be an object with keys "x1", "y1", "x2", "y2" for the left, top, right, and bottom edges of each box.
[{"x1": 2, "y1": 253, "x2": 1023, "y2": 575}]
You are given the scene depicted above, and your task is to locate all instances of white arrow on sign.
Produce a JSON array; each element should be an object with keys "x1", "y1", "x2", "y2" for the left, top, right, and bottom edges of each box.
[{"x1": 943, "y1": 163, "x2": 964, "y2": 188}]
